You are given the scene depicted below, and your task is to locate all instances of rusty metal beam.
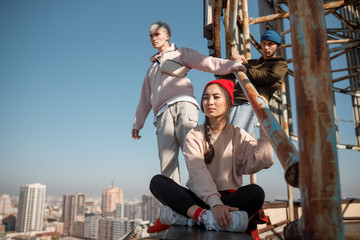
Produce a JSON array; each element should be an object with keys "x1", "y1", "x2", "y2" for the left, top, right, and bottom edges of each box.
[
  {"x1": 333, "y1": 72, "x2": 360, "y2": 83},
  {"x1": 328, "y1": 28, "x2": 360, "y2": 33},
  {"x1": 238, "y1": 0, "x2": 350, "y2": 26},
  {"x1": 335, "y1": 66, "x2": 360, "y2": 73},
  {"x1": 259, "y1": 219, "x2": 289, "y2": 234},
  {"x1": 212, "y1": 0, "x2": 222, "y2": 58},
  {"x1": 225, "y1": 0, "x2": 238, "y2": 58},
  {"x1": 329, "y1": 41, "x2": 360, "y2": 53},
  {"x1": 288, "y1": 0, "x2": 344, "y2": 239},
  {"x1": 234, "y1": 71, "x2": 299, "y2": 187},
  {"x1": 332, "y1": 66, "x2": 360, "y2": 73},
  {"x1": 290, "y1": 135, "x2": 360, "y2": 151},
  {"x1": 241, "y1": 0, "x2": 250, "y2": 59},
  {"x1": 330, "y1": 48, "x2": 354, "y2": 61}
]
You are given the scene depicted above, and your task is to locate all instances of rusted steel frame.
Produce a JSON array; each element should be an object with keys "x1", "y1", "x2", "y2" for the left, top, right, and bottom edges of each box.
[
  {"x1": 328, "y1": 38, "x2": 357, "y2": 44},
  {"x1": 346, "y1": 87, "x2": 360, "y2": 93},
  {"x1": 287, "y1": 69, "x2": 294, "y2": 77},
  {"x1": 274, "y1": 0, "x2": 296, "y2": 222},
  {"x1": 329, "y1": 41, "x2": 360, "y2": 53},
  {"x1": 282, "y1": 39, "x2": 357, "y2": 49},
  {"x1": 288, "y1": 0, "x2": 344, "y2": 239},
  {"x1": 336, "y1": 144, "x2": 360, "y2": 151},
  {"x1": 328, "y1": 31, "x2": 358, "y2": 41},
  {"x1": 225, "y1": 0, "x2": 238, "y2": 58},
  {"x1": 281, "y1": 80, "x2": 295, "y2": 221},
  {"x1": 330, "y1": 48, "x2": 354, "y2": 61},
  {"x1": 249, "y1": 34, "x2": 261, "y2": 53},
  {"x1": 332, "y1": 11, "x2": 355, "y2": 30},
  {"x1": 241, "y1": 0, "x2": 250, "y2": 59},
  {"x1": 332, "y1": 66, "x2": 360, "y2": 73},
  {"x1": 333, "y1": 99, "x2": 340, "y2": 145},
  {"x1": 234, "y1": 71, "x2": 299, "y2": 187},
  {"x1": 325, "y1": 9, "x2": 336, "y2": 16},
  {"x1": 224, "y1": 0, "x2": 230, "y2": 58},
  {"x1": 259, "y1": 219, "x2": 289, "y2": 234},
  {"x1": 333, "y1": 86, "x2": 360, "y2": 96},
  {"x1": 333, "y1": 72, "x2": 360, "y2": 83},
  {"x1": 328, "y1": 28, "x2": 360, "y2": 33},
  {"x1": 239, "y1": 0, "x2": 348, "y2": 26},
  {"x1": 291, "y1": 132, "x2": 360, "y2": 151},
  {"x1": 346, "y1": 85, "x2": 360, "y2": 93},
  {"x1": 343, "y1": 217, "x2": 360, "y2": 220},
  {"x1": 248, "y1": 11, "x2": 290, "y2": 25},
  {"x1": 212, "y1": 0, "x2": 222, "y2": 58}
]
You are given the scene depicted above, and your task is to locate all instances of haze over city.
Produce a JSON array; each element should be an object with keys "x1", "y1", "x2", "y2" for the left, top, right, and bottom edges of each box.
[{"x1": 1, "y1": 0, "x2": 360, "y2": 202}]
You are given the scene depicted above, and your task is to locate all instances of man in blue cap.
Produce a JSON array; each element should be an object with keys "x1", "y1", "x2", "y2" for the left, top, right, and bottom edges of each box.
[{"x1": 229, "y1": 29, "x2": 288, "y2": 135}]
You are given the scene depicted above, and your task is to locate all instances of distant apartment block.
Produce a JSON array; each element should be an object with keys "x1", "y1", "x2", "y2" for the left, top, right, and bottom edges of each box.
[
  {"x1": 101, "y1": 183, "x2": 123, "y2": 217},
  {"x1": 115, "y1": 202, "x2": 142, "y2": 220},
  {"x1": 142, "y1": 194, "x2": 161, "y2": 223},
  {"x1": 0, "y1": 194, "x2": 11, "y2": 214},
  {"x1": 98, "y1": 218, "x2": 112, "y2": 240},
  {"x1": 62, "y1": 193, "x2": 85, "y2": 235},
  {"x1": 84, "y1": 215, "x2": 100, "y2": 239},
  {"x1": 112, "y1": 218, "x2": 127, "y2": 239},
  {"x1": 72, "y1": 221, "x2": 85, "y2": 239},
  {"x1": 15, "y1": 183, "x2": 46, "y2": 233}
]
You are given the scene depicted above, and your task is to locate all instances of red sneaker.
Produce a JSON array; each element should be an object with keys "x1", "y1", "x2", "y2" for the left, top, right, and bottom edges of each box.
[
  {"x1": 247, "y1": 227, "x2": 259, "y2": 240},
  {"x1": 246, "y1": 209, "x2": 268, "y2": 239},
  {"x1": 147, "y1": 217, "x2": 171, "y2": 233}
]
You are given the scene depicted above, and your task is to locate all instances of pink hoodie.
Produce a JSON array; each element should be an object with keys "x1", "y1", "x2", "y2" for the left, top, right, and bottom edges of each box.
[{"x1": 132, "y1": 44, "x2": 244, "y2": 130}]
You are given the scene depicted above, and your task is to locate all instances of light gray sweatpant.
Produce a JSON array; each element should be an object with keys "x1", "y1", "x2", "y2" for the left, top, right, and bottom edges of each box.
[{"x1": 155, "y1": 101, "x2": 198, "y2": 184}]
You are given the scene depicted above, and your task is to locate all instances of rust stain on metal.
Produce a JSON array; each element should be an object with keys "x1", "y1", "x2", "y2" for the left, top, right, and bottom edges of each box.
[
  {"x1": 235, "y1": 72, "x2": 299, "y2": 187},
  {"x1": 288, "y1": 0, "x2": 344, "y2": 239},
  {"x1": 212, "y1": 0, "x2": 222, "y2": 58}
]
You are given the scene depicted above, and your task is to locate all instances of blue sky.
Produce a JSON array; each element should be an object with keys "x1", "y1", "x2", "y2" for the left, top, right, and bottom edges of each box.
[{"x1": 0, "y1": 0, "x2": 359, "y2": 201}]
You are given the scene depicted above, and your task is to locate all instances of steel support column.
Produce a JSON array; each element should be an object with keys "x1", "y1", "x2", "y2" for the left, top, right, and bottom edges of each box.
[{"x1": 287, "y1": 0, "x2": 344, "y2": 239}]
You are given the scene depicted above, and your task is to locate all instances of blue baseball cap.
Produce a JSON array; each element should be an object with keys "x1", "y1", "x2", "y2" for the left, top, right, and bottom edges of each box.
[{"x1": 261, "y1": 29, "x2": 282, "y2": 45}]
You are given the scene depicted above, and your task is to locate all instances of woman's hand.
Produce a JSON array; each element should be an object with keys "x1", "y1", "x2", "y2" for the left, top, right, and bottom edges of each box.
[
  {"x1": 132, "y1": 129, "x2": 141, "y2": 140},
  {"x1": 211, "y1": 204, "x2": 239, "y2": 230}
]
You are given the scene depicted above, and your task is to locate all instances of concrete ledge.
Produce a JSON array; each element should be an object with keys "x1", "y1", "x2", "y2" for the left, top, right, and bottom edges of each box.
[{"x1": 163, "y1": 226, "x2": 252, "y2": 240}]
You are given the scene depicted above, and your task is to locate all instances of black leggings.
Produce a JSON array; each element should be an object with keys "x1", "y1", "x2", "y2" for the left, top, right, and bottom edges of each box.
[{"x1": 150, "y1": 174, "x2": 265, "y2": 218}]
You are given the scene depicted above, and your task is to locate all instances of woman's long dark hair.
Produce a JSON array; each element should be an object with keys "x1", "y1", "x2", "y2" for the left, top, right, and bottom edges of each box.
[{"x1": 201, "y1": 83, "x2": 233, "y2": 164}]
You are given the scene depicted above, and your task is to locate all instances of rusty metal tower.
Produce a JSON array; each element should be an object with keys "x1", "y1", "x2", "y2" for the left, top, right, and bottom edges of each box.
[{"x1": 204, "y1": 0, "x2": 359, "y2": 239}]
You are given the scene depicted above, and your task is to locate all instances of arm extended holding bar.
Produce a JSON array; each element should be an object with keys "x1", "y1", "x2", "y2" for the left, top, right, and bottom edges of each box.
[{"x1": 234, "y1": 71, "x2": 299, "y2": 187}]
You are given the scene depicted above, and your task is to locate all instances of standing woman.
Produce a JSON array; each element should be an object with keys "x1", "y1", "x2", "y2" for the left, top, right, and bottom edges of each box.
[
  {"x1": 149, "y1": 79, "x2": 273, "y2": 234},
  {"x1": 131, "y1": 22, "x2": 246, "y2": 185}
]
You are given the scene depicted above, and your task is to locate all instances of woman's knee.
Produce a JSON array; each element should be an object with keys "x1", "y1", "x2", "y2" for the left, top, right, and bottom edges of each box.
[
  {"x1": 150, "y1": 174, "x2": 164, "y2": 193},
  {"x1": 249, "y1": 184, "x2": 265, "y2": 206},
  {"x1": 149, "y1": 174, "x2": 174, "y2": 193}
]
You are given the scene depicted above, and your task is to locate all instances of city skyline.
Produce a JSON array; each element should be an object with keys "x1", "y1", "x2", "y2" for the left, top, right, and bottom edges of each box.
[
  {"x1": 1, "y1": 1, "x2": 360, "y2": 202},
  {"x1": 0, "y1": 183, "x2": 161, "y2": 239}
]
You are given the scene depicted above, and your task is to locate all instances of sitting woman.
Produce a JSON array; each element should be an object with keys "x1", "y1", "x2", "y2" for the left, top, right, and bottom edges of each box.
[{"x1": 148, "y1": 79, "x2": 274, "y2": 233}]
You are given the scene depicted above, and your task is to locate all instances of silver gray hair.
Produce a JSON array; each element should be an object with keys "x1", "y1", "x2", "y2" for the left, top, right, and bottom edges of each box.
[{"x1": 149, "y1": 21, "x2": 171, "y2": 37}]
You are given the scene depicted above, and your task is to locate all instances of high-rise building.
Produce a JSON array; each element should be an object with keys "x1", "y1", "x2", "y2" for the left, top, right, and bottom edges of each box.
[
  {"x1": 101, "y1": 183, "x2": 123, "y2": 217},
  {"x1": 72, "y1": 221, "x2": 85, "y2": 239},
  {"x1": 115, "y1": 202, "x2": 142, "y2": 220},
  {"x1": 84, "y1": 215, "x2": 100, "y2": 239},
  {"x1": 0, "y1": 194, "x2": 11, "y2": 214},
  {"x1": 98, "y1": 218, "x2": 112, "y2": 240},
  {"x1": 16, "y1": 183, "x2": 46, "y2": 233},
  {"x1": 112, "y1": 218, "x2": 127, "y2": 240},
  {"x1": 141, "y1": 194, "x2": 161, "y2": 223},
  {"x1": 62, "y1": 193, "x2": 85, "y2": 235}
]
